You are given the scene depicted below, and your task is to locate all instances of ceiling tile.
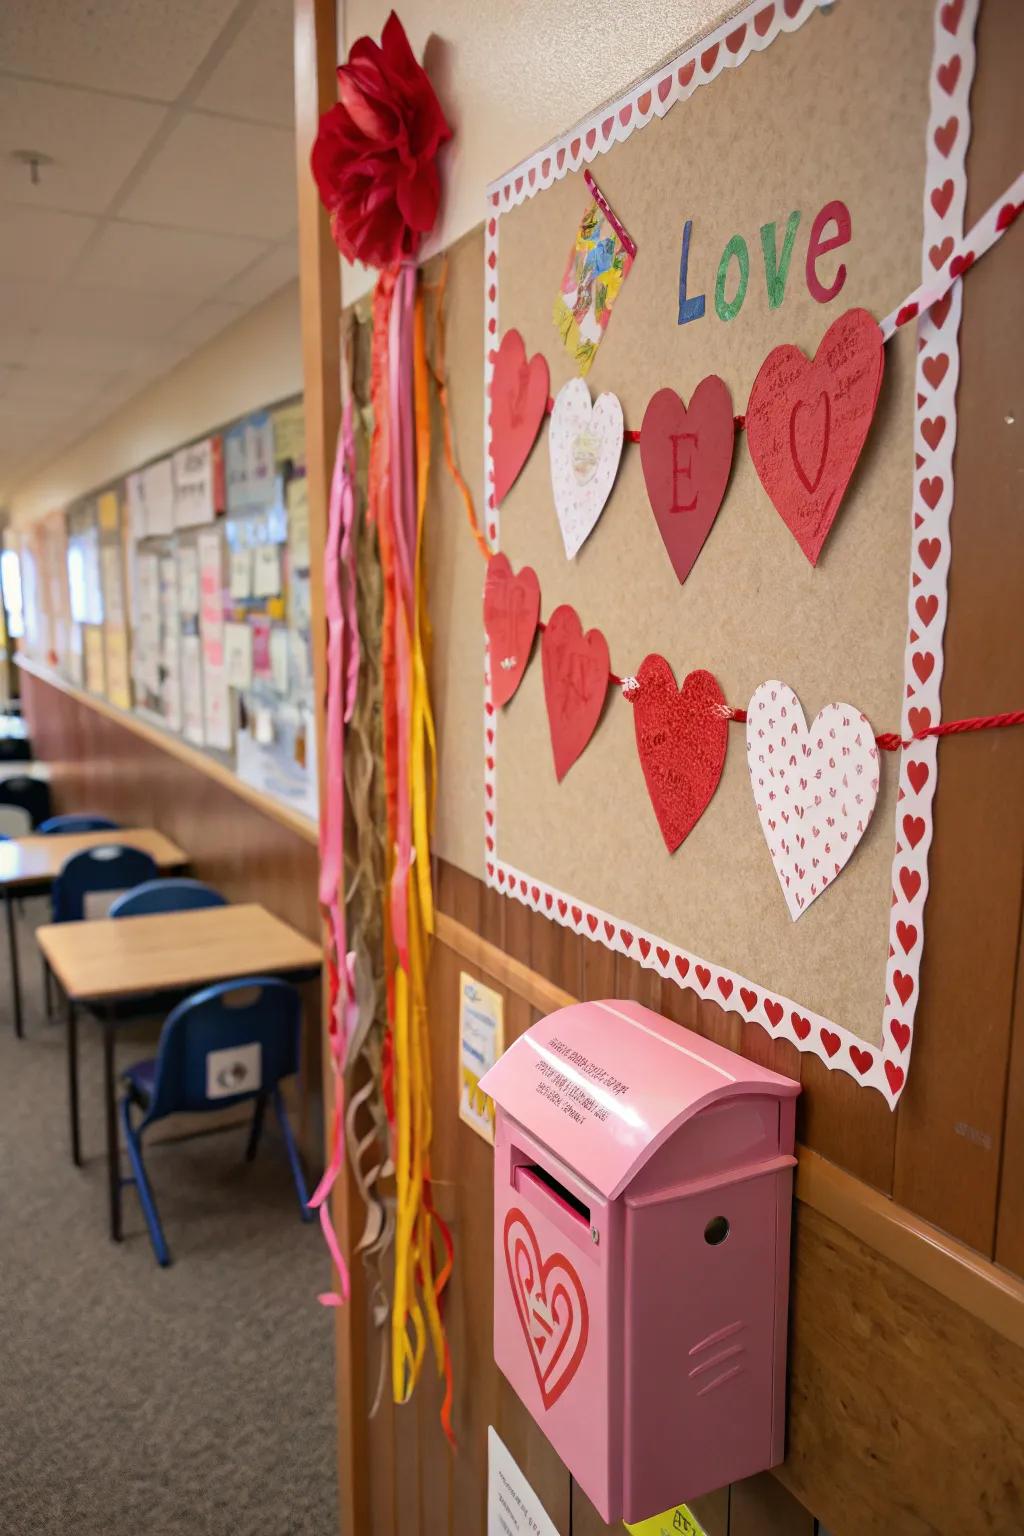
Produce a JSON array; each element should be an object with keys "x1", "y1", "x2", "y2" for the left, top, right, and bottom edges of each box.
[
  {"x1": 195, "y1": 0, "x2": 295, "y2": 128},
  {"x1": 74, "y1": 220, "x2": 270, "y2": 296},
  {"x1": 26, "y1": 330, "x2": 153, "y2": 374},
  {"x1": 117, "y1": 112, "x2": 296, "y2": 241},
  {"x1": 0, "y1": 363, "x2": 122, "y2": 406},
  {"x1": 152, "y1": 299, "x2": 248, "y2": 369},
  {"x1": 0, "y1": 78, "x2": 167, "y2": 214},
  {"x1": 0, "y1": 204, "x2": 97, "y2": 282},
  {"x1": 227, "y1": 241, "x2": 297, "y2": 306},
  {"x1": 0, "y1": 0, "x2": 240, "y2": 102},
  {"x1": 41, "y1": 286, "x2": 200, "y2": 343}
]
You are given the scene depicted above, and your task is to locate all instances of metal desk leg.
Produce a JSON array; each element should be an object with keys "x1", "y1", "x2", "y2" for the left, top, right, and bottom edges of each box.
[
  {"x1": 6, "y1": 888, "x2": 22, "y2": 1039},
  {"x1": 103, "y1": 1014, "x2": 122, "y2": 1242},
  {"x1": 67, "y1": 1001, "x2": 81, "y2": 1167}
]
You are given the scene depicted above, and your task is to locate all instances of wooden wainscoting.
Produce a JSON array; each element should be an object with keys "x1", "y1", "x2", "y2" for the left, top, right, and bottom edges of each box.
[{"x1": 330, "y1": 860, "x2": 1024, "y2": 1536}]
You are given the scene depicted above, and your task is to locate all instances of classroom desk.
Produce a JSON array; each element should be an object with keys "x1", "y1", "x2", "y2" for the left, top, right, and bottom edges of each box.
[
  {"x1": 36, "y1": 903, "x2": 322, "y2": 1242},
  {"x1": 0, "y1": 828, "x2": 188, "y2": 1039}
]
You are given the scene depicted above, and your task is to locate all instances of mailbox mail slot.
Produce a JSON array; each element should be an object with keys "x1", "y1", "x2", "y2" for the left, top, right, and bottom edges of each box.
[{"x1": 478, "y1": 998, "x2": 800, "y2": 1525}]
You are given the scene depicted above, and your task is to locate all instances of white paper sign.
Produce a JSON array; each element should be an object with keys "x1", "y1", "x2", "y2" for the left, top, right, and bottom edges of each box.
[
  {"x1": 269, "y1": 626, "x2": 289, "y2": 694},
  {"x1": 181, "y1": 633, "x2": 204, "y2": 745},
  {"x1": 101, "y1": 544, "x2": 125, "y2": 628},
  {"x1": 173, "y1": 439, "x2": 219, "y2": 528},
  {"x1": 229, "y1": 546, "x2": 253, "y2": 600},
  {"x1": 126, "y1": 471, "x2": 148, "y2": 541},
  {"x1": 459, "y1": 973, "x2": 504, "y2": 1145},
  {"x1": 246, "y1": 414, "x2": 276, "y2": 508},
  {"x1": 205, "y1": 1041, "x2": 261, "y2": 1100},
  {"x1": 224, "y1": 621, "x2": 253, "y2": 690},
  {"x1": 287, "y1": 476, "x2": 310, "y2": 569},
  {"x1": 252, "y1": 543, "x2": 282, "y2": 598},
  {"x1": 487, "y1": 1429, "x2": 560, "y2": 1536},
  {"x1": 143, "y1": 457, "x2": 176, "y2": 538},
  {"x1": 177, "y1": 545, "x2": 200, "y2": 617}
]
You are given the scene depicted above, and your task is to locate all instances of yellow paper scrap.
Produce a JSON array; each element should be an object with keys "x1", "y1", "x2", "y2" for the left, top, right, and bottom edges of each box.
[{"x1": 625, "y1": 1504, "x2": 708, "y2": 1536}]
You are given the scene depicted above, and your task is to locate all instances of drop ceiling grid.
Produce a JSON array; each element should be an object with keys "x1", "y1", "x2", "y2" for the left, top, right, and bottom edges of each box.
[{"x1": 0, "y1": 0, "x2": 300, "y2": 500}]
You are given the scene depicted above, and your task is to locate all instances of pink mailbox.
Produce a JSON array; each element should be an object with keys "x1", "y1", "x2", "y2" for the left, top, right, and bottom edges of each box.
[{"x1": 478, "y1": 997, "x2": 800, "y2": 1525}]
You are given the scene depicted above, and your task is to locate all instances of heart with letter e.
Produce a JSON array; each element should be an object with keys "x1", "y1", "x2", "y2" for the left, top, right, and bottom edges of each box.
[{"x1": 504, "y1": 1207, "x2": 589, "y2": 1410}]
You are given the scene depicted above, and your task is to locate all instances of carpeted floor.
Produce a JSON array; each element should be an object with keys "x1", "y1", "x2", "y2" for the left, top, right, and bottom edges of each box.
[{"x1": 0, "y1": 903, "x2": 338, "y2": 1535}]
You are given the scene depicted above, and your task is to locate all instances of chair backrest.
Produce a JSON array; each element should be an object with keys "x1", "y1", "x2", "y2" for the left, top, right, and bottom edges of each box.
[
  {"x1": 109, "y1": 878, "x2": 227, "y2": 919},
  {"x1": 38, "y1": 813, "x2": 119, "y2": 835},
  {"x1": 143, "y1": 977, "x2": 302, "y2": 1124},
  {"x1": 0, "y1": 738, "x2": 31, "y2": 763},
  {"x1": 52, "y1": 845, "x2": 160, "y2": 924},
  {"x1": 0, "y1": 805, "x2": 31, "y2": 837},
  {"x1": 0, "y1": 775, "x2": 51, "y2": 828}
]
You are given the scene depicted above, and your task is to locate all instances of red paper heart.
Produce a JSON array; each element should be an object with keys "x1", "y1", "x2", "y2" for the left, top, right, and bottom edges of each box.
[
  {"x1": 639, "y1": 376, "x2": 736, "y2": 585},
  {"x1": 490, "y1": 329, "x2": 550, "y2": 503},
  {"x1": 540, "y1": 605, "x2": 610, "y2": 781},
  {"x1": 884, "y1": 1061, "x2": 905, "y2": 1095},
  {"x1": 630, "y1": 656, "x2": 728, "y2": 852},
  {"x1": 483, "y1": 554, "x2": 540, "y2": 707},
  {"x1": 746, "y1": 307, "x2": 885, "y2": 565},
  {"x1": 504, "y1": 1208, "x2": 589, "y2": 1411}
]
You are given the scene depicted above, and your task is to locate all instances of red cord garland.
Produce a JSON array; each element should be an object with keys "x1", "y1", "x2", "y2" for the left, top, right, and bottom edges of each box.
[
  {"x1": 530, "y1": 617, "x2": 1023, "y2": 751},
  {"x1": 543, "y1": 394, "x2": 745, "y2": 438}
]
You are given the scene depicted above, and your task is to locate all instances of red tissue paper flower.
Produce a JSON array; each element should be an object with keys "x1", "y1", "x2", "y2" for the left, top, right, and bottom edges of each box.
[{"x1": 311, "y1": 11, "x2": 452, "y2": 271}]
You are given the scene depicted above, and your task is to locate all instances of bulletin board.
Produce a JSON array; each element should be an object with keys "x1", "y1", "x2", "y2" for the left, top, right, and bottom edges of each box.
[{"x1": 472, "y1": 0, "x2": 1007, "y2": 1104}]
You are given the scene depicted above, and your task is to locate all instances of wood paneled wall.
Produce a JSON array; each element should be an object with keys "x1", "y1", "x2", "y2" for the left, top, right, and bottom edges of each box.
[{"x1": 294, "y1": 2, "x2": 1024, "y2": 1532}]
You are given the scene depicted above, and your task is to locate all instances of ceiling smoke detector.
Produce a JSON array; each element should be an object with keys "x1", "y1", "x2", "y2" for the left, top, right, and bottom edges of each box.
[{"x1": 11, "y1": 149, "x2": 55, "y2": 186}]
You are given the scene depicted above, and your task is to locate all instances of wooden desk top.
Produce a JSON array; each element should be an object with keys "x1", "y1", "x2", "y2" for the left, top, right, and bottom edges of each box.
[
  {"x1": 0, "y1": 828, "x2": 188, "y2": 890},
  {"x1": 36, "y1": 902, "x2": 322, "y2": 1001}
]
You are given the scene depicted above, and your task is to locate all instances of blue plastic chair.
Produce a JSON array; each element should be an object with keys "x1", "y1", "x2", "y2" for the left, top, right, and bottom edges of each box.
[
  {"x1": 120, "y1": 977, "x2": 312, "y2": 1266},
  {"x1": 109, "y1": 879, "x2": 226, "y2": 919},
  {"x1": 0, "y1": 775, "x2": 51, "y2": 829},
  {"x1": 51, "y1": 845, "x2": 159, "y2": 924},
  {"x1": 38, "y1": 813, "x2": 119, "y2": 835}
]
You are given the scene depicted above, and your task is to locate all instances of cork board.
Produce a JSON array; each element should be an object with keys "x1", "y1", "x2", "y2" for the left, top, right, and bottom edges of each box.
[{"x1": 431, "y1": 0, "x2": 983, "y2": 1103}]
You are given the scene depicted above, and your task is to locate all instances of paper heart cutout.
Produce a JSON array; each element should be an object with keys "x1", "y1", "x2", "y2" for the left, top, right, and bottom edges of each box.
[
  {"x1": 639, "y1": 376, "x2": 736, "y2": 584},
  {"x1": 631, "y1": 655, "x2": 729, "y2": 852},
  {"x1": 746, "y1": 679, "x2": 880, "y2": 920},
  {"x1": 549, "y1": 377, "x2": 624, "y2": 559},
  {"x1": 745, "y1": 307, "x2": 885, "y2": 565},
  {"x1": 483, "y1": 553, "x2": 540, "y2": 707},
  {"x1": 504, "y1": 1207, "x2": 589, "y2": 1411},
  {"x1": 541, "y1": 604, "x2": 610, "y2": 781},
  {"x1": 490, "y1": 329, "x2": 550, "y2": 503}
]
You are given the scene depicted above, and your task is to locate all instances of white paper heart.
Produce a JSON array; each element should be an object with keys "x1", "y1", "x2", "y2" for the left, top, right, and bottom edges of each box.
[
  {"x1": 548, "y1": 377, "x2": 623, "y2": 559},
  {"x1": 746, "y1": 680, "x2": 880, "y2": 921}
]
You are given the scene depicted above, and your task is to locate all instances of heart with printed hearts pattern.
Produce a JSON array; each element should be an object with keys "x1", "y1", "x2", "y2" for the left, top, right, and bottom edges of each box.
[{"x1": 746, "y1": 680, "x2": 880, "y2": 920}]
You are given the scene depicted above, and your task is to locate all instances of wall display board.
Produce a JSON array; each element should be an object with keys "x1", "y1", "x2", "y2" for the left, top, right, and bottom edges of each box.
[{"x1": 476, "y1": 0, "x2": 1015, "y2": 1106}]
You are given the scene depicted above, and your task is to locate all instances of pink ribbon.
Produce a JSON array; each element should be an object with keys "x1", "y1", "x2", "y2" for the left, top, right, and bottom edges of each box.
[{"x1": 310, "y1": 398, "x2": 361, "y2": 1306}]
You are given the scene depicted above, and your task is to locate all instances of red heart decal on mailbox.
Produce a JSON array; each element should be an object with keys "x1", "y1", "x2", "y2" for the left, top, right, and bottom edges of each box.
[
  {"x1": 631, "y1": 656, "x2": 729, "y2": 852},
  {"x1": 639, "y1": 376, "x2": 736, "y2": 585},
  {"x1": 483, "y1": 554, "x2": 540, "y2": 707},
  {"x1": 490, "y1": 329, "x2": 550, "y2": 503},
  {"x1": 504, "y1": 1208, "x2": 589, "y2": 1411},
  {"x1": 745, "y1": 307, "x2": 885, "y2": 565},
  {"x1": 541, "y1": 605, "x2": 610, "y2": 781}
]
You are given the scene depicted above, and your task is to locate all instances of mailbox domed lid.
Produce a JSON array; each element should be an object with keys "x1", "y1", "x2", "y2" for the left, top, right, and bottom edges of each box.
[{"x1": 479, "y1": 998, "x2": 800, "y2": 1199}]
